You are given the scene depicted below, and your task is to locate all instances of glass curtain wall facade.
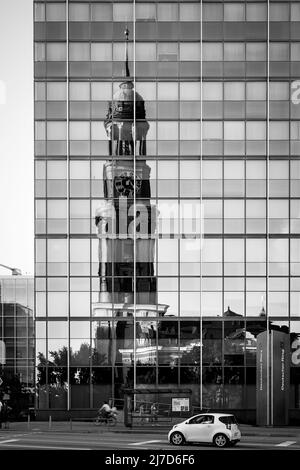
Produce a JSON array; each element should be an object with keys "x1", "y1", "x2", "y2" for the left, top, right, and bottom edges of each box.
[
  {"x1": 34, "y1": 0, "x2": 300, "y2": 423},
  {"x1": 0, "y1": 276, "x2": 34, "y2": 416}
]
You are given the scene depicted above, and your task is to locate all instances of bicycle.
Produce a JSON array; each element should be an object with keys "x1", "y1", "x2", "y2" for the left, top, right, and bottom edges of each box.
[{"x1": 95, "y1": 412, "x2": 117, "y2": 426}]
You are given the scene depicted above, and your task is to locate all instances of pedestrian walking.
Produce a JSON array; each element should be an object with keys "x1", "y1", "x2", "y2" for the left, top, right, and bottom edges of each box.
[
  {"x1": 139, "y1": 402, "x2": 146, "y2": 424},
  {"x1": 150, "y1": 402, "x2": 158, "y2": 425},
  {"x1": 1, "y1": 401, "x2": 11, "y2": 429}
]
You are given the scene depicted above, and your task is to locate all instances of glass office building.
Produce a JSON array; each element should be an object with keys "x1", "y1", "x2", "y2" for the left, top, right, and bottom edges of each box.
[
  {"x1": 0, "y1": 276, "x2": 34, "y2": 415},
  {"x1": 34, "y1": 0, "x2": 300, "y2": 423}
]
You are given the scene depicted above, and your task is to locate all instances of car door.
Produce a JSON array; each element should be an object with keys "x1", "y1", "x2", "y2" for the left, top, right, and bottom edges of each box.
[
  {"x1": 185, "y1": 415, "x2": 214, "y2": 443},
  {"x1": 199, "y1": 415, "x2": 215, "y2": 442}
]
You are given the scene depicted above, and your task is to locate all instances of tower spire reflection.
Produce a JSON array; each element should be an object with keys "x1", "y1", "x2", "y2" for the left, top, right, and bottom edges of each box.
[{"x1": 92, "y1": 31, "x2": 168, "y2": 384}]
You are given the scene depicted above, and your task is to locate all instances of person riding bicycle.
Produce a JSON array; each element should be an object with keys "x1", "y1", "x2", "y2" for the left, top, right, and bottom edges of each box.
[{"x1": 98, "y1": 401, "x2": 113, "y2": 423}]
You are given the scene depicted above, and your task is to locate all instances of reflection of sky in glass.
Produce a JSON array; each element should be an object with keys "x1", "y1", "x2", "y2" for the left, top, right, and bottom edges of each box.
[
  {"x1": 0, "y1": 1, "x2": 33, "y2": 274},
  {"x1": 0, "y1": 80, "x2": 6, "y2": 104},
  {"x1": 70, "y1": 321, "x2": 90, "y2": 338}
]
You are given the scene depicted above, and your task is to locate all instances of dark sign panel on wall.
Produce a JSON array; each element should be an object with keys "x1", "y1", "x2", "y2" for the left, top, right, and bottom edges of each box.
[
  {"x1": 271, "y1": 330, "x2": 290, "y2": 426},
  {"x1": 256, "y1": 331, "x2": 268, "y2": 426},
  {"x1": 256, "y1": 330, "x2": 290, "y2": 426}
]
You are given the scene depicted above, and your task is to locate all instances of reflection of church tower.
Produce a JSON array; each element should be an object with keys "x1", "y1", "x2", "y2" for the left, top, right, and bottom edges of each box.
[{"x1": 92, "y1": 29, "x2": 168, "y2": 320}]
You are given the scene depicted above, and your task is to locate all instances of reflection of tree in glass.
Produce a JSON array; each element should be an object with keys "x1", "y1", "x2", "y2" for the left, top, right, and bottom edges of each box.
[
  {"x1": 180, "y1": 366, "x2": 199, "y2": 384},
  {"x1": 71, "y1": 343, "x2": 90, "y2": 366},
  {"x1": 0, "y1": 371, "x2": 31, "y2": 419},
  {"x1": 202, "y1": 340, "x2": 222, "y2": 365},
  {"x1": 71, "y1": 367, "x2": 90, "y2": 385},
  {"x1": 36, "y1": 348, "x2": 68, "y2": 386},
  {"x1": 180, "y1": 345, "x2": 200, "y2": 365},
  {"x1": 36, "y1": 342, "x2": 111, "y2": 387},
  {"x1": 91, "y1": 346, "x2": 110, "y2": 366},
  {"x1": 91, "y1": 367, "x2": 112, "y2": 385}
]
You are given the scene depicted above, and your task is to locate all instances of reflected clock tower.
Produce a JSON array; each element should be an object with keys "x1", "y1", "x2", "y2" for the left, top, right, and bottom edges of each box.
[
  {"x1": 92, "y1": 32, "x2": 168, "y2": 388},
  {"x1": 93, "y1": 29, "x2": 168, "y2": 317}
]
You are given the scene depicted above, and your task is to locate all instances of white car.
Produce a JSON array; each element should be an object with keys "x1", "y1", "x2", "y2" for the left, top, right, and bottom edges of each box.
[{"x1": 168, "y1": 413, "x2": 241, "y2": 448}]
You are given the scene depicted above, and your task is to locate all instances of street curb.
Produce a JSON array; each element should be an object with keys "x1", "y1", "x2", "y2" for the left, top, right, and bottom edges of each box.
[
  {"x1": 1, "y1": 425, "x2": 300, "y2": 439},
  {"x1": 109, "y1": 429, "x2": 300, "y2": 438},
  {"x1": 2, "y1": 429, "x2": 299, "y2": 438}
]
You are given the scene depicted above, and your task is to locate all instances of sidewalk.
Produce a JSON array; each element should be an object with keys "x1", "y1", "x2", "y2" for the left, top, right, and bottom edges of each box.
[{"x1": 1, "y1": 420, "x2": 300, "y2": 438}]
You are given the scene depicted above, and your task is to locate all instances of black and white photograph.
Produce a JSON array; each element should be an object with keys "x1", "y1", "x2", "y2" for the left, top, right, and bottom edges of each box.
[{"x1": 0, "y1": 0, "x2": 300, "y2": 459}]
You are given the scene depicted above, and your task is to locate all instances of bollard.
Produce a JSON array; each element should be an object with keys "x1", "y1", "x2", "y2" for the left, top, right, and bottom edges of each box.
[
  {"x1": 49, "y1": 415, "x2": 52, "y2": 430},
  {"x1": 27, "y1": 413, "x2": 30, "y2": 430}
]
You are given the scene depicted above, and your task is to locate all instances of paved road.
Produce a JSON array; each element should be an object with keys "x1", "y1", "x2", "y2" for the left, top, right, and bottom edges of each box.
[{"x1": 0, "y1": 430, "x2": 299, "y2": 450}]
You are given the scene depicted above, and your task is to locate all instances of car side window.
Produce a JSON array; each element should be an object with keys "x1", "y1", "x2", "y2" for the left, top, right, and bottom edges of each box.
[
  {"x1": 219, "y1": 415, "x2": 237, "y2": 425},
  {"x1": 189, "y1": 415, "x2": 214, "y2": 424},
  {"x1": 189, "y1": 415, "x2": 204, "y2": 424},
  {"x1": 201, "y1": 415, "x2": 214, "y2": 424}
]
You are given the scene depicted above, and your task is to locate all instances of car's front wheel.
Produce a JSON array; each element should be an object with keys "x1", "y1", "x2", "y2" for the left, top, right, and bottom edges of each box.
[
  {"x1": 213, "y1": 433, "x2": 229, "y2": 448},
  {"x1": 170, "y1": 432, "x2": 185, "y2": 446}
]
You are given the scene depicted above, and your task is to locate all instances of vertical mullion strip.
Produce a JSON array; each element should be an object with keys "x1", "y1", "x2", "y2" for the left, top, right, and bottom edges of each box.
[
  {"x1": 33, "y1": 1, "x2": 37, "y2": 412},
  {"x1": 221, "y1": 10, "x2": 225, "y2": 393},
  {"x1": 14, "y1": 280, "x2": 16, "y2": 377},
  {"x1": 155, "y1": 56, "x2": 158, "y2": 387},
  {"x1": 200, "y1": 0, "x2": 203, "y2": 412},
  {"x1": 288, "y1": 1, "x2": 291, "y2": 340},
  {"x1": 178, "y1": 28, "x2": 180, "y2": 389},
  {"x1": 0, "y1": 281, "x2": 1, "y2": 334},
  {"x1": 88, "y1": 3, "x2": 93, "y2": 410},
  {"x1": 45, "y1": 3, "x2": 49, "y2": 410},
  {"x1": 66, "y1": 0, "x2": 70, "y2": 412},
  {"x1": 133, "y1": 0, "x2": 137, "y2": 398},
  {"x1": 111, "y1": 66, "x2": 115, "y2": 403},
  {"x1": 27, "y1": 296, "x2": 29, "y2": 387},
  {"x1": 266, "y1": 0, "x2": 270, "y2": 427}
]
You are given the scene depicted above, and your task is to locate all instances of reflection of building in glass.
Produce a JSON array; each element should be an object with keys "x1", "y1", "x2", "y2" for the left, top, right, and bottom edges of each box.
[
  {"x1": 0, "y1": 276, "x2": 34, "y2": 416},
  {"x1": 34, "y1": 1, "x2": 300, "y2": 423},
  {"x1": 92, "y1": 30, "x2": 169, "y2": 398},
  {"x1": 93, "y1": 31, "x2": 167, "y2": 312}
]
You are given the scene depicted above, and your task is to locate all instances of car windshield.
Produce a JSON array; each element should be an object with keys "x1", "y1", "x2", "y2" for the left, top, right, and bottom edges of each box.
[{"x1": 219, "y1": 416, "x2": 238, "y2": 425}]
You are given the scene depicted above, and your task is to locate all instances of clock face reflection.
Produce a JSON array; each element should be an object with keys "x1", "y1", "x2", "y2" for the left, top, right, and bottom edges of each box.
[{"x1": 114, "y1": 172, "x2": 142, "y2": 197}]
